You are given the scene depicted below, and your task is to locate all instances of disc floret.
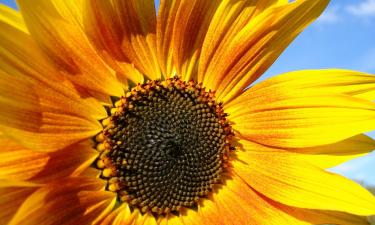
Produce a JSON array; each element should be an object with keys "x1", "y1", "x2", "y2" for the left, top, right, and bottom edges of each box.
[{"x1": 95, "y1": 77, "x2": 234, "y2": 215}]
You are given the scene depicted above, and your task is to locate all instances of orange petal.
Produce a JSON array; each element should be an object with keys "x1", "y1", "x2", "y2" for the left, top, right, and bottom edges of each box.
[
  {"x1": 80, "y1": 167, "x2": 101, "y2": 179},
  {"x1": 156, "y1": 0, "x2": 178, "y2": 78},
  {"x1": 0, "y1": 70, "x2": 103, "y2": 151},
  {"x1": 34, "y1": 142, "x2": 98, "y2": 183},
  {"x1": 236, "y1": 135, "x2": 375, "y2": 168},
  {"x1": 17, "y1": 0, "x2": 125, "y2": 97},
  {"x1": 233, "y1": 151, "x2": 375, "y2": 216},
  {"x1": 213, "y1": 175, "x2": 311, "y2": 225},
  {"x1": 1, "y1": 5, "x2": 108, "y2": 151},
  {"x1": 199, "y1": 0, "x2": 328, "y2": 103},
  {"x1": 83, "y1": 0, "x2": 144, "y2": 85},
  {"x1": 169, "y1": 0, "x2": 220, "y2": 81},
  {"x1": 112, "y1": 0, "x2": 161, "y2": 80},
  {"x1": 0, "y1": 184, "x2": 38, "y2": 224},
  {"x1": 178, "y1": 175, "x2": 309, "y2": 225},
  {"x1": 0, "y1": 133, "x2": 48, "y2": 181},
  {"x1": 0, "y1": 5, "x2": 114, "y2": 108},
  {"x1": 226, "y1": 88, "x2": 375, "y2": 148},
  {"x1": 9, "y1": 177, "x2": 116, "y2": 225},
  {"x1": 0, "y1": 135, "x2": 97, "y2": 183}
]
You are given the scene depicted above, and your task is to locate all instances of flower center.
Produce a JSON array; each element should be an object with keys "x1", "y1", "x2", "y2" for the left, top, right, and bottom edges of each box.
[{"x1": 95, "y1": 77, "x2": 233, "y2": 215}]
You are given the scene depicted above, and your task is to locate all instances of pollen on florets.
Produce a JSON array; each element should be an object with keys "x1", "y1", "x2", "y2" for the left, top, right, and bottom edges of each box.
[{"x1": 95, "y1": 77, "x2": 234, "y2": 215}]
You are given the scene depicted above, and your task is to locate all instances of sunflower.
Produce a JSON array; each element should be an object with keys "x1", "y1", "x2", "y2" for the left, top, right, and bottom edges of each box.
[{"x1": 1, "y1": 0, "x2": 375, "y2": 224}]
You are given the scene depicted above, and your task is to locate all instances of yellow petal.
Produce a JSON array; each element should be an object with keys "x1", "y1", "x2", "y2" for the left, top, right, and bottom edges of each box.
[
  {"x1": 291, "y1": 134, "x2": 375, "y2": 155},
  {"x1": 233, "y1": 151, "x2": 375, "y2": 216},
  {"x1": 83, "y1": 0, "x2": 144, "y2": 85},
  {"x1": 0, "y1": 4, "x2": 27, "y2": 32},
  {"x1": 227, "y1": 89, "x2": 375, "y2": 148},
  {"x1": 17, "y1": 0, "x2": 125, "y2": 97},
  {"x1": 113, "y1": 205, "x2": 138, "y2": 225},
  {"x1": 180, "y1": 197, "x2": 222, "y2": 225},
  {"x1": 287, "y1": 153, "x2": 368, "y2": 169},
  {"x1": 132, "y1": 211, "x2": 158, "y2": 225},
  {"x1": 277, "y1": 204, "x2": 371, "y2": 225},
  {"x1": 157, "y1": 213, "x2": 184, "y2": 225},
  {"x1": 199, "y1": 0, "x2": 328, "y2": 103},
  {"x1": 198, "y1": 0, "x2": 281, "y2": 84},
  {"x1": 236, "y1": 135, "x2": 375, "y2": 168},
  {"x1": 9, "y1": 177, "x2": 116, "y2": 225},
  {"x1": 112, "y1": 0, "x2": 161, "y2": 80},
  {"x1": 100, "y1": 204, "x2": 137, "y2": 225},
  {"x1": 247, "y1": 69, "x2": 375, "y2": 101}
]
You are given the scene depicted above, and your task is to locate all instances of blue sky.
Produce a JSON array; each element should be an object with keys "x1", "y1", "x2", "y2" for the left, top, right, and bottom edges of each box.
[
  {"x1": 1, "y1": 0, "x2": 375, "y2": 185},
  {"x1": 262, "y1": 0, "x2": 375, "y2": 186}
]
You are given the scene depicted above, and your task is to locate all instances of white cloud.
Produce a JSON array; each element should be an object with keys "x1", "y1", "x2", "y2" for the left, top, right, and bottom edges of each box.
[
  {"x1": 347, "y1": 0, "x2": 375, "y2": 17},
  {"x1": 316, "y1": 6, "x2": 341, "y2": 24}
]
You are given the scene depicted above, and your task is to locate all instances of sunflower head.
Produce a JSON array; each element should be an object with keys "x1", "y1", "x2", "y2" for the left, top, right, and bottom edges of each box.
[
  {"x1": 95, "y1": 77, "x2": 234, "y2": 215},
  {"x1": 1, "y1": 0, "x2": 375, "y2": 224}
]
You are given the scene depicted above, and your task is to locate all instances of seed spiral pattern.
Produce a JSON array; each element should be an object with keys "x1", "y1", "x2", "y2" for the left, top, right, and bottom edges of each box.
[{"x1": 96, "y1": 77, "x2": 233, "y2": 215}]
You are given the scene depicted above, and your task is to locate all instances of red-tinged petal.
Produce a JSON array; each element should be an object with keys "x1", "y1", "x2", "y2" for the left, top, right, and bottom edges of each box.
[{"x1": 0, "y1": 184, "x2": 38, "y2": 224}]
